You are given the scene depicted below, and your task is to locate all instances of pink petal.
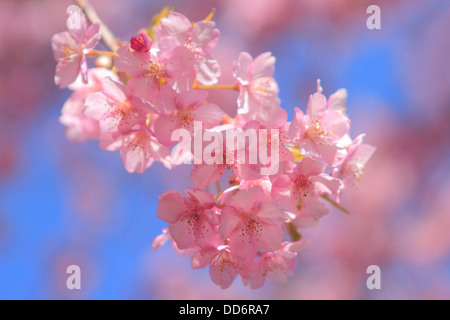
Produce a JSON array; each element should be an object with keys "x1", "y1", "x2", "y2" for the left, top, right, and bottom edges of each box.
[
  {"x1": 114, "y1": 46, "x2": 148, "y2": 77},
  {"x1": 218, "y1": 206, "x2": 241, "y2": 238},
  {"x1": 122, "y1": 138, "x2": 150, "y2": 174},
  {"x1": 196, "y1": 56, "x2": 221, "y2": 85},
  {"x1": 313, "y1": 173, "x2": 344, "y2": 198},
  {"x1": 166, "y1": 46, "x2": 196, "y2": 81},
  {"x1": 158, "y1": 12, "x2": 191, "y2": 44},
  {"x1": 209, "y1": 250, "x2": 238, "y2": 289},
  {"x1": 101, "y1": 77, "x2": 128, "y2": 102},
  {"x1": 306, "y1": 92, "x2": 327, "y2": 119},
  {"x1": 176, "y1": 90, "x2": 208, "y2": 109},
  {"x1": 84, "y1": 92, "x2": 110, "y2": 120},
  {"x1": 190, "y1": 164, "x2": 225, "y2": 190},
  {"x1": 153, "y1": 115, "x2": 180, "y2": 146},
  {"x1": 328, "y1": 88, "x2": 347, "y2": 112},
  {"x1": 229, "y1": 186, "x2": 266, "y2": 212},
  {"x1": 289, "y1": 107, "x2": 307, "y2": 142},
  {"x1": 191, "y1": 21, "x2": 219, "y2": 54},
  {"x1": 156, "y1": 190, "x2": 187, "y2": 223},
  {"x1": 84, "y1": 22, "x2": 101, "y2": 49},
  {"x1": 126, "y1": 77, "x2": 159, "y2": 103},
  {"x1": 257, "y1": 202, "x2": 287, "y2": 225},
  {"x1": 185, "y1": 188, "x2": 216, "y2": 206},
  {"x1": 233, "y1": 52, "x2": 253, "y2": 83},
  {"x1": 191, "y1": 247, "x2": 218, "y2": 269},
  {"x1": 192, "y1": 103, "x2": 224, "y2": 127},
  {"x1": 252, "y1": 52, "x2": 275, "y2": 78},
  {"x1": 296, "y1": 157, "x2": 326, "y2": 177},
  {"x1": 271, "y1": 175, "x2": 299, "y2": 210},
  {"x1": 55, "y1": 57, "x2": 82, "y2": 88},
  {"x1": 229, "y1": 228, "x2": 258, "y2": 259},
  {"x1": 169, "y1": 218, "x2": 196, "y2": 250},
  {"x1": 322, "y1": 110, "x2": 350, "y2": 139}
]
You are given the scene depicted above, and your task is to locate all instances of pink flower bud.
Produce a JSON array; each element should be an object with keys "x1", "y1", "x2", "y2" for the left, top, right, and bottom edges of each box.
[{"x1": 130, "y1": 33, "x2": 152, "y2": 53}]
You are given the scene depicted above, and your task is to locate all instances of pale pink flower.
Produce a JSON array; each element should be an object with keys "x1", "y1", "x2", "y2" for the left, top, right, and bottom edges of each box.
[
  {"x1": 333, "y1": 134, "x2": 376, "y2": 187},
  {"x1": 209, "y1": 246, "x2": 243, "y2": 289},
  {"x1": 289, "y1": 81, "x2": 350, "y2": 165},
  {"x1": 271, "y1": 157, "x2": 343, "y2": 226},
  {"x1": 155, "y1": 11, "x2": 221, "y2": 85},
  {"x1": 243, "y1": 241, "x2": 309, "y2": 289},
  {"x1": 219, "y1": 186, "x2": 287, "y2": 259},
  {"x1": 114, "y1": 37, "x2": 196, "y2": 101},
  {"x1": 233, "y1": 52, "x2": 280, "y2": 116},
  {"x1": 153, "y1": 89, "x2": 224, "y2": 146},
  {"x1": 59, "y1": 68, "x2": 119, "y2": 142},
  {"x1": 99, "y1": 125, "x2": 172, "y2": 173},
  {"x1": 156, "y1": 189, "x2": 221, "y2": 250},
  {"x1": 84, "y1": 78, "x2": 156, "y2": 138},
  {"x1": 243, "y1": 105, "x2": 294, "y2": 167},
  {"x1": 152, "y1": 228, "x2": 199, "y2": 257},
  {"x1": 189, "y1": 127, "x2": 263, "y2": 190},
  {"x1": 328, "y1": 88, "x2": 348, "y2": 113},
  {"x1": 51, "y1": 10, "x2": 101, "y2": 88}
]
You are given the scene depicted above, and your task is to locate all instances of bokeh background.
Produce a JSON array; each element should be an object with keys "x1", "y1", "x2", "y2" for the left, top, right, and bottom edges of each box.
[{"x1": 0, "y1": 0, "x2": 449, "y2": 300}]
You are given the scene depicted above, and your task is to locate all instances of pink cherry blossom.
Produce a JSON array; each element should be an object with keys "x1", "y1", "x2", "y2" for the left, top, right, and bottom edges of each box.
[
  {"x1": 242, "y1": 105, "x2": 294, "y2": 168},
  {"x1": 84, "y1": 77, "x2": 156, "y2": 138},
  {"x1": 271, "y1": 157, "x2": 343, "y2": 226},
  {"x1": 209, "y1": 247, "x2": 243, "y2": 289},
  {"x1": 233, "y1": 52, "x2": 280, "y2": 117},
  {"x1": 243, "y1": 241, "x2": 310, "y2": 289},
  {"x1": 219, "y1": 186, "x2": 287, "y2": 259},
  {"x1": 114, "y1": 37, "x2": 196, "y2": 101},
  {"x1": 99, "y1": 124, "x2": 172, "y2": 174},
  {"x1": 59, "y1": 68, "x2": 119, "y2": 142},
  {"x1": 333, "y1": 134, "x2": 376, "y2": 187},
  {"x1": 155, "y1": 12, "x2": 221, "y2": 85},
  {"x1": 51, "y1": 10, "x2": 101, "y2": 88},
  {"x1": 52, "y1": 5, "x2": 375, "y2": 290},
  {"x1": 189, "y1": 127, "x2": 264, "y2": 190},
  {"x1": 289, "y1": 81, "x2": 350, "y2": 165},
  {"x1": 156, "y1": 189, "x2": 221, "y2": 249},
  {"x1": 153, "y1": 89, "x2": 224, "y2": 146}
]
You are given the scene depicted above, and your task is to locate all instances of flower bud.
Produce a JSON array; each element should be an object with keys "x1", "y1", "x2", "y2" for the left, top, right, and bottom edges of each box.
[{"x1": 130, "y1": 33, "x2": 152, "y2": 53}]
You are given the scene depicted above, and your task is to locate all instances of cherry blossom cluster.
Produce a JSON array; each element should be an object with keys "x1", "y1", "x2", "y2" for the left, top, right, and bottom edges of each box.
[{"x1": 52, "y1": 6, "x2": 375, "y2": 289}]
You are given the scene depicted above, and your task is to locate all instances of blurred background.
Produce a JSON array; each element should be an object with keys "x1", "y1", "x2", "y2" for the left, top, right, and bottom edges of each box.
[{"x1": 0, "y1": 0, "x2": 449, "y2": 300}]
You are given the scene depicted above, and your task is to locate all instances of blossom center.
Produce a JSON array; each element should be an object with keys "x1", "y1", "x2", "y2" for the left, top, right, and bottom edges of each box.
[
  {"x1": 305, "y1": 120, "x2": 330, "y2": 144},
  {"x1": 293, "y1": 175, "x2": 313, "y2": 197},
  {"x1": 251, "y1": 77, "x2": 278, "y2": 103},
  {"x1": 145, "y1": 59, "x2": 166, "y2": 80},
  {"x1": 239, "y1": 213, "x2": 262, "y2": 242}
]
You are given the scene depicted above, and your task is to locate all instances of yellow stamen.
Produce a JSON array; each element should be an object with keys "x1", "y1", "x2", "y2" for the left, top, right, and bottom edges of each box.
[
  {"x1": 146, "y1": 114, "x2": 152, "y2": 128},
  {"x1": 86, "y1": 49, "x2": 118, "y2": 57},
  {"x1": 193, "y1": 83, "x2": 240, "y2": 91},
  {"x1": 321, "y1": 194, "x2": 350, "y2": 215},
  {"x1": 204, "y1": 9, "x2": 216, "y2": 22},
  {"x1": 287, "y1": 146, "x2": 305, "y2": 162}
]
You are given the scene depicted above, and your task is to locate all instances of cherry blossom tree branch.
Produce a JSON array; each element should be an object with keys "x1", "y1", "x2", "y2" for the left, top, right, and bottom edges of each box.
[{"x1": 74, "y1": 0, "x2": 120, "y2": 51}]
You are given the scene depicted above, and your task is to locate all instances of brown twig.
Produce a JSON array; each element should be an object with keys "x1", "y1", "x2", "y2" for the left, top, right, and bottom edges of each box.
[
  {"x1": 74, "y1": 0, "x2": 120, "y2": 51},
  {"x1": 321, "y1": 194, "x2": 350, "y2": 215}
]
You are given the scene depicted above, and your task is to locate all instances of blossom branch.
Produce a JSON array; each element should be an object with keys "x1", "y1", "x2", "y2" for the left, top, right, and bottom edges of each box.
[
  {"x1": 74, "y1": 0, "x2": 120, "y2": 51},
  {"x1": 193, "y1": 83, "x2": 240, "y2": 91},
  {"x1": 321, "y1": 194, "x2": 350, "y2": 215}
]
